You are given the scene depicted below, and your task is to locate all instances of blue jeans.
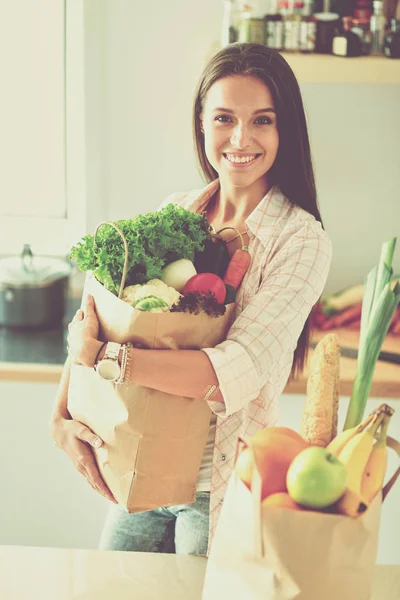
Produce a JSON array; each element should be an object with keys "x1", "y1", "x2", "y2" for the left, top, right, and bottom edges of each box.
[{"x1": 98, "y1": 492, "x2": 210, "y2": 555}]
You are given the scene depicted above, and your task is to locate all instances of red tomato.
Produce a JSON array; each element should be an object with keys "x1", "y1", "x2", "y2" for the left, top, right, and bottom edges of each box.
[{"x1": 183, "y1": 273, "x2": 226, "y2": 303}]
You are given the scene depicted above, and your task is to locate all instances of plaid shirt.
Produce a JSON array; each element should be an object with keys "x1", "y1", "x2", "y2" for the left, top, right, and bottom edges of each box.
[{"x1": 160, "y1": 179, "x2": 332, "y2": 554}]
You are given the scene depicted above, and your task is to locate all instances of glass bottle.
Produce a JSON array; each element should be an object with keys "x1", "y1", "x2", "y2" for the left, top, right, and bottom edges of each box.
[
  {"x1": 383, "y1": 19, "x2": 400, "y2": 58},
  {"x1": 370, "y1": 0, "x2": 387, "y2": 55},
  {"x1": 351, "y1": 18, "x2": 372, "y2": 54},
  {"x1": 332, "y1": 16, "x2": 364, "y2": 55}
]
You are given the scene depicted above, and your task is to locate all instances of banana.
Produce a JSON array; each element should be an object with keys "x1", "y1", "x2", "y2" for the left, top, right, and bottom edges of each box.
[
  {"x1": 326, "y1": 412, "x2": 374, "y2": 456},
  {"x1": 326, "y1": 427, "x2": 360, "y2": 457},
  {"x1": 335, "y1": 488, "x2": 369, "y2": 518},
  {"x1": 361, "y1": 414, "x2": 391, "y2": 503},
  {"x1": 338, "y1": 412, "x2": 384, "y2": 493},
  {"x1": 326, "y1": 406, "x2": 385, "y2": 457}
]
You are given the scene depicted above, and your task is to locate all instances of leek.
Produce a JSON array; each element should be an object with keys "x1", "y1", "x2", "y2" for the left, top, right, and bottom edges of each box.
[{"x1": 344, "y1": 237, "x2": 400, "y2": 430}]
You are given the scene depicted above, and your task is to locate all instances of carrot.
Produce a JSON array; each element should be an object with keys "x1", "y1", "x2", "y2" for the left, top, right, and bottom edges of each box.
[
  {"x1": 224, "y1": 248, "x2": 251, "y2": 290},
  {"x1": 217, "y1": 227, "x2": 251, "y2": 290},
  {"x1": 300, "y1": 333, "x2": 341, "y2": 447}
]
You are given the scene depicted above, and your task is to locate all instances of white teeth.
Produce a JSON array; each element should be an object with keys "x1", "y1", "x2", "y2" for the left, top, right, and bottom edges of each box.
[{"x1": 225, "y1": 154, "x2": 257, "y2": 164}]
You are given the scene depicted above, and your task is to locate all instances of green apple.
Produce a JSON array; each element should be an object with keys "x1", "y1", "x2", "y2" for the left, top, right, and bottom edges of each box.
[{"x1": 286, "y1": 447, "x2": 347, "y2": 509}]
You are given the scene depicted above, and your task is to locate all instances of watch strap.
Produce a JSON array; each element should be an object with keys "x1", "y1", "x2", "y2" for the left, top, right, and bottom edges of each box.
[
  {"x1": 93, "y1": 342, "x2": 107, "y2": 371},
  {"x1": 104, "y1": 342, "x2": 121, "y2": 360}
]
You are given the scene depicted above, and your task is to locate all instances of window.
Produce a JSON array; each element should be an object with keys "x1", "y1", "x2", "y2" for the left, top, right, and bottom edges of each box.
[{"x1": 0, "y1": 0, "x2": 85, "y2": 257}]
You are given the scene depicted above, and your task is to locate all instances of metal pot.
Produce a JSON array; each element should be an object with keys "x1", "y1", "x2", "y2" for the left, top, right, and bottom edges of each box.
[{"x1": 0, "y1": 244, "x2": 73, "y2": 329}]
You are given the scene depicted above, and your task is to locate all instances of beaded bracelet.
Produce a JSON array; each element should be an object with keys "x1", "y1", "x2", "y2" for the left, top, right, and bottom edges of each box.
[{"x1": 116, "y1": 342, "x2": 133, "y2": 384}]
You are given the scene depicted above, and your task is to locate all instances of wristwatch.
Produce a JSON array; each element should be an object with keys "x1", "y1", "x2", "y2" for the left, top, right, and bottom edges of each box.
[{"x1": 95, "y1": 342, "x2": 122, "y2": 381}]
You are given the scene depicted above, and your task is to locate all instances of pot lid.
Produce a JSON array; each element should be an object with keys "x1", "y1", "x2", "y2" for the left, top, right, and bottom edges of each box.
[{"x1": 0, "y1": 244, "x2": 72, "y2": 288}]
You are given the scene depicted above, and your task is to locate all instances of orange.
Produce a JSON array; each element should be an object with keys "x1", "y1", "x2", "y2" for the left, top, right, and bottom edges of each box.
[
  {"x1": 248, "y1": 427, "x2": 308, "y2": 501},
  {"x1": 262, "y1": 492, "x2": 304, "y2": 510}
]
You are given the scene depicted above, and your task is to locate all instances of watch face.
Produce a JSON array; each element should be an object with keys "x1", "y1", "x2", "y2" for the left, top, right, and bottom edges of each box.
[{"x1": 97, "y1": 358, "x2": 121, "y2": 381}]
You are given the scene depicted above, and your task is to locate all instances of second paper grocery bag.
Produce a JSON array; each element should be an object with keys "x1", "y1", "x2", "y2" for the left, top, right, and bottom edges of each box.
[{"x1": 202, "y1": 469, "x2": 382, "y2": 600}]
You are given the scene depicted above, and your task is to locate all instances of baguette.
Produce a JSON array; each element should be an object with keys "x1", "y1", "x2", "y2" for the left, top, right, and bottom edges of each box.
[{"x1": 300, "y1": 333, "x2": 341, "y2": 447}]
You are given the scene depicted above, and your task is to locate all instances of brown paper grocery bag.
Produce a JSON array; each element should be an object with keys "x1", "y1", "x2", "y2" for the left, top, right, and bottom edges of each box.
[
  {"x1": 202, "y1": 437, "x2": 400, "y2": 600},
  {"x1": 67, "y1": 264, "x2": 235, "y2": 512}
]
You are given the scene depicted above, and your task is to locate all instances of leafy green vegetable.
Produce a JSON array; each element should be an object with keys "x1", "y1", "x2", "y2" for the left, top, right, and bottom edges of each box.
[
  {"x1": 170, "y1": 291, "x2": 226, "y2": 317},
  {"x1": 344, "y1": 237, "x2": 400, "y2": 429},
  {"x1": 134, "y1": 296, "x2": 169, "y2": 312},
  {"x1": 68, "y1": 204, "x2": 211, "y2": 295}
]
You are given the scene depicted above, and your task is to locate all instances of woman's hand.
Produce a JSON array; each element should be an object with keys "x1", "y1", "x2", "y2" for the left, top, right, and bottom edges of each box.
[
  {"x1": 50, "y1": 415, "x2": 117, "y2": 504},
  {"x1": 67, "y1": 294, "x2": 103, "y2": 368}
]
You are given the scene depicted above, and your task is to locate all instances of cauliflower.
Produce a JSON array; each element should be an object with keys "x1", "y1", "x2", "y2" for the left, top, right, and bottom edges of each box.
[{"x1": 121, "y1": 278, "x2": 182, "y2": 312}]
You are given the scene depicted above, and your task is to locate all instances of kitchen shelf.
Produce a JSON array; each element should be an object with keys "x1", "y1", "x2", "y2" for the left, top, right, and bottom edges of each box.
[{"x1": 280, "y1": 53, "x2": 400, "y2": 84}]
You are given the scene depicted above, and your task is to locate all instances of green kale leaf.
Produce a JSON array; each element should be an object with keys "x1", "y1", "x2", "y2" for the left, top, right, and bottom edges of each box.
[{"x1": 69, "y1": 204, "x2": 211, "y2": 294}]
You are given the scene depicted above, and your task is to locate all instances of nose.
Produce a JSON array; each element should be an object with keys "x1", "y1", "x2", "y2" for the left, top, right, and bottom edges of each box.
[{"x1": 230, "y1": 123, "x2": 251, "y2": 149}]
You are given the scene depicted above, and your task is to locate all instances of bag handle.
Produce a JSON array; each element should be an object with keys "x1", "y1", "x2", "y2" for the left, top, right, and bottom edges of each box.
[
  {"x1": 382, "y1": 435, "x2": 400, "y2": 502},
  {"x1": 93, "y1": 221, "x2": 129, "y2": 299},
  {"x1": 235, "y1": 437, "x2": 264, "y2": 559}
]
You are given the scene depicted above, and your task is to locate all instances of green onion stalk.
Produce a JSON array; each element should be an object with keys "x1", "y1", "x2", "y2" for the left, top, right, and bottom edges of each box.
[{"x1": 344, "y1": 237, "x2": 400, "y2": 430}]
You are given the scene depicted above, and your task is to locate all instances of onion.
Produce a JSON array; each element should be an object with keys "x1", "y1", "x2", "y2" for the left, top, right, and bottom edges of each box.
[{"x1": 161, "y1": 259, "x2": 197, "y2": 293}]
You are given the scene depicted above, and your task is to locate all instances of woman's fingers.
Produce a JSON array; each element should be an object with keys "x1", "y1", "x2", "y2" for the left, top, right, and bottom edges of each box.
[
  {"x1": 82, "y1": 453, "x2": 118, "y2": 504},
  {"x1": 71, "y1": 422, "x2": 117, "y2": 503},
  {"x1": 74, "y1": 422, "x2": 103, "y2": 449},
  {"x1": 68, "y1": 309, "x2": 84, "y2": 330}
]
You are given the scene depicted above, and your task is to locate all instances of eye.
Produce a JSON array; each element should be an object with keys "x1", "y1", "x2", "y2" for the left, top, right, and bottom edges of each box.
[
  {"x1": 254, "y1": 116, "x2": 273, "y2": 125},
  {"x1": 214, "y1": 115, "x2": 232, "y2": 123}
]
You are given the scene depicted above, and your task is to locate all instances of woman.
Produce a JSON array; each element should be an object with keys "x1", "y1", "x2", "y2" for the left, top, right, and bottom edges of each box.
[{"x1": 50, "y1": 43, "x2": 332, "y2": 556}]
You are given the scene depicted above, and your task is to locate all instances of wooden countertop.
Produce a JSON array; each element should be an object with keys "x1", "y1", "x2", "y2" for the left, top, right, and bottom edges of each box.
[
  {"x1": 0, "y1": 545, "x2": 399, "y2": 600},
  {"x1": 284, "y1": 328, "x2": 400, "y2": 398},
  {"x1": 1, "y1": 328, "x2": 399, "y2": 399}
]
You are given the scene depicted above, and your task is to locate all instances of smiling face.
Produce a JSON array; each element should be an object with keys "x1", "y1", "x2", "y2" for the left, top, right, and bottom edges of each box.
[{"x1": 200, "y1": 75, "x2": 279, "y2": 192}]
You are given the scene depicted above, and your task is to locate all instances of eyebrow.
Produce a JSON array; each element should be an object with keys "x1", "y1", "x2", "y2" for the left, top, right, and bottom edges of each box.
[{"x1": 212, "y1": 107, "x2": 276, "y2": 114}]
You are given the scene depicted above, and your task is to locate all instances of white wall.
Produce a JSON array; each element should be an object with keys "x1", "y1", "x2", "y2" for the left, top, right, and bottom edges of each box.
[
  {"x1": 301, "y1": 83, "x2": 400, "y2": 293},
  {"x1": 81, "y1": 1, "x2": 400, "y2": 296},
  {"x1": 99, "y1": 0, "x2": 223, "y2": 221},
  {"x1": 0, "y1": 381, "x2": 399, "y2": 564}
]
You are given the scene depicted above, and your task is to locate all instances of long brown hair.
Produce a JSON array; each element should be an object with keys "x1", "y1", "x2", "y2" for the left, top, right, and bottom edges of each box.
[{"x1": 192, "y1": 43, "x2": 324, "y2": 380}]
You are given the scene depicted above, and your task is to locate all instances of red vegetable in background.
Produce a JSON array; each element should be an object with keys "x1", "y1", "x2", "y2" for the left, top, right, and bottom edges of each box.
[
  {"x1": 184, "y1": 273, "x2": 226, "y2": 304},
  {"x1": 319, "y1": 303, "x2": 362, "y2": 330}
]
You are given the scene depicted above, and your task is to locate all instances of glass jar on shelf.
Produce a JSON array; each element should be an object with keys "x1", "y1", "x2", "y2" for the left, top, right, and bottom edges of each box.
[
  {"x1": 265, "y1": 14, "x2": 285, "y2": 48},
  {"x1": 280, "y1": 0, "x2": 302, "y2": 51},
  {"x1": 299, "y1": 15, "x2": 317, "y2": 51},
  {"x1": 238, "y1": 4, "x2": 266, "y2": 43}
]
